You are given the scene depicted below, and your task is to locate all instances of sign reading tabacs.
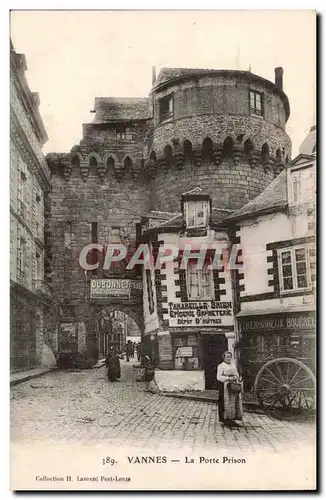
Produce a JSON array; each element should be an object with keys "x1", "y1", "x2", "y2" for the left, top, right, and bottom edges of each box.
[{"x1": 167, "y1": 301, "x2": 234, "y2": 327}]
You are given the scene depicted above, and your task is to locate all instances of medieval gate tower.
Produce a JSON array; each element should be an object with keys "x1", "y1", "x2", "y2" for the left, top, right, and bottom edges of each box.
[{"x1": 46, "y1": 66, "x2": 291, "y2": 363}]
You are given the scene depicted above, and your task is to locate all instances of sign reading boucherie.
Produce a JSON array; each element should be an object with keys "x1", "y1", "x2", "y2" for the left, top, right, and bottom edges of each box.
[
  {"x1": 168, "y1": 301, "x2": 234, "y2": 327},
  {"x1": 90, "y1": 279, "x2": 131, "y2": 298}
]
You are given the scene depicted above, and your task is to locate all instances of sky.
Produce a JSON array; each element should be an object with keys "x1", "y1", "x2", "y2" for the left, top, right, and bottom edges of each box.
[{"x1": 10, "y1": 10, "x2": 316, "y2": 156}]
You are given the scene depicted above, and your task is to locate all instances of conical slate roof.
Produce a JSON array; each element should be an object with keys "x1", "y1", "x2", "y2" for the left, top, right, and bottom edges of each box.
[{"x1": 299, "y1": 125, "x2": 316, "y2": 155}]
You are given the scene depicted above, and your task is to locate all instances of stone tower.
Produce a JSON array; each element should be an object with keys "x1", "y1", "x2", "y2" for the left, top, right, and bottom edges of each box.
[{"x1": 145, "y1": 67, "x2": 291, "y2": 212}]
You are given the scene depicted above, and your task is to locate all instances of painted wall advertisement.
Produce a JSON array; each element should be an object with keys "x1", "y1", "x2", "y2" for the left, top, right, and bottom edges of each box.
[
  {"x1": 90, "y1": 279, "x2": 142, "y2": 299},
  {"x1": 167, "y1": 301, "x2": 234, "y2": 327}
]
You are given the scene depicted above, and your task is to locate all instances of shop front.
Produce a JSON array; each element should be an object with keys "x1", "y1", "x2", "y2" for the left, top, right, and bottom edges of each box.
[
  {"x1": 236, "y1": 309, "x2": 316, "y2": 399},
  {"x1": 155, "y1": 300, "x2": 235, "y2": 391}
]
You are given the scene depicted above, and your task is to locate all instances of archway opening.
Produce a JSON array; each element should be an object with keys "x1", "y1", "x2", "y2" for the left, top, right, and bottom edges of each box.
[
  {"x1": 183, "y1": 140, "x2": 193, "y2": 161},
  {"x1": 150, "y1": 151, "x2": 157, "y2": 166},
  {"x1": 89, "y1": 156, "x2": 98, "y2": 168},
  {"x1": 244, "y1": 139, "x2": 254, "y2": 159},
  {"x1": 124, "y1": 156, "x2": 132, "y2": 171},
  {"x1": 276, "y1": 148, "x2": 282, "y2": 163},
  {"x1": 261, "y1": 143, "x2": 270, "y2": 164},
  {"x1": 222, "y1": 137, "x2": 234, "y2": 158},
  {"x1": 202, "y1": 137, "x2": 214, "y2": 162},
  {"x1": 163, "y1": 145, "x2": 173, "y2": 164},
  {"x1": 107, "y1": 156, "x2": 115, "y2": 172},
  {"x1": 93, "y1": 307, "x2": 144, "y2": 361}
]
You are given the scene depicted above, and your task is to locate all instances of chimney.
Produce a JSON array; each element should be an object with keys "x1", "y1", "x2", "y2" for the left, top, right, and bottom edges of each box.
[
  {"x1": 274, "y1": 67, "x2": 284, "y2": 91},
  {"x1": 152, "y1": 66, "x2": 156, "y2": 86}
]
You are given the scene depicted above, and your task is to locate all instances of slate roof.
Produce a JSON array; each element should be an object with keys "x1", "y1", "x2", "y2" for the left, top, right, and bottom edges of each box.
[
  {"x1": 299, "y1": 125, "x2": 316, "y2": 155},
  {"x1": 92, "y1": 97, "x2": 150, "y2": 123},
  {"x1": 143, "y1": 207, "x2": 233, "y2": 233},
  {"x1": 154, "y1": 68, "x2": 217, "y2": 88},
  {"x1": 225, "y1": 169, "x2": 288, "y2": 221}
]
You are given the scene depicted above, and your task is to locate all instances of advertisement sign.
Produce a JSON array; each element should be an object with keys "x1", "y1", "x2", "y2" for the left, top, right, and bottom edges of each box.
[
  {"x1": 90, "y1": 279, "x2": 131, "y2": 299},
  {"x1": 240, "y1": 311, "x2": 316, "y2": 333},
  {"x1": 167, "y1": 301, "x2": 234, "y2": 327}
]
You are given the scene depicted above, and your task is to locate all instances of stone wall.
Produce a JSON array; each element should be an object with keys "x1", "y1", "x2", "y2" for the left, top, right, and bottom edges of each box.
[
  {"x1": 151, "y1": 158, "x2": 276, "y2": 212},
  {"x1": 152, "y1": 72, "x2": 288, "y2": 130}
]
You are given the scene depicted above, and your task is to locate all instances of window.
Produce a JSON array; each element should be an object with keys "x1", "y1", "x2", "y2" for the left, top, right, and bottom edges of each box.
[
  {"x1": 17, "y1": 236, "x2": 27, "y2": 286},
  {"x1": 250, "y1": 90, "x2": 263, "y2": 116},
  {"x1": 172, "y1": 335, "x2": 200, "y2": 370},
  {"x1": 185, "y1": 200, "x2": 209, "y2": 228},
  {"x1": 36, "y1": 252, "x2": 41, "y2": 280},
  {"x1": 116, "y1": 126, "x2": 133, "y2": 140},
  {"x1": 17, "y1": 170, "x2": 27, "y2": 218},
  {"x1": 278, "y1": 246, "x2": 311, "y2": 293},
  {"x1": 186, "y1": 262, "x2": 214, "y2": 300},
  {"x1": 291, "y1": 167, "x2": 315, "y2": 204},
  {"x1": 159, "y1": 94, "x2": 174, "y2": 122},
  {"x1": 146, "y1": 269, "x2": 154, "y2": 314},
  {"x1": 35, "y1": 193, "x2": 42, "y2": 237}
]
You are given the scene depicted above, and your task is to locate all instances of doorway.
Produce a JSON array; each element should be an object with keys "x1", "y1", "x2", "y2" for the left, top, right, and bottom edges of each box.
[{"x1": 201, "y1": 334, "x2": 228, "y2": 389}]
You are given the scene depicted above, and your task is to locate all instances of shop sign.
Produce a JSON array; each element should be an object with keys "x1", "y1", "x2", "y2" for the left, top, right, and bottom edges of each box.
[
  {"x1": 167, "y1": 301, "x2": 234, "y2": 327},
  {"x1": 90, "y1": 279, "x2": 131, "y2": 299},
  {"x1": 176, "y1": 346, "x2": 193, "y2": 357},
  {"x1": 240, "y1": 312, "x2": 316, "y2": 333}
]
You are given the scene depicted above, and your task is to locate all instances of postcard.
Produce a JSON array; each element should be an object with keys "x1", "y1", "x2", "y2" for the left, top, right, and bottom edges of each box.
[{"x1": 10, "y1": 9, "x2": 316, "y2": 491}]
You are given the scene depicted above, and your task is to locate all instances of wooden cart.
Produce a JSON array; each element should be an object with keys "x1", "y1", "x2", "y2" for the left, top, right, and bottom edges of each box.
[{"x1": 234, "y1": 333, "x2": 316, "y2": 414}]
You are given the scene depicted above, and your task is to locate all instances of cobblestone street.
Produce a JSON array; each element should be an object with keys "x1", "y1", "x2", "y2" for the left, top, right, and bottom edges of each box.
[{"x1": 11, "y1": 360, "x2": 315, "y2": 453}]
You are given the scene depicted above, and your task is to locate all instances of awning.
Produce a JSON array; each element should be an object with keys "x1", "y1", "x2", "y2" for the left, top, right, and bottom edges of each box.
[{"x1": 237, "y1": 304, "x2": 315, "y2": 317}]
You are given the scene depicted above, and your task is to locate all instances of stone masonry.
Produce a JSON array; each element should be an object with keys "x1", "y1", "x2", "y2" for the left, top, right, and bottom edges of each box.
[{"x1": 46, "y1": 66, "x2": 292, "y2": 363}]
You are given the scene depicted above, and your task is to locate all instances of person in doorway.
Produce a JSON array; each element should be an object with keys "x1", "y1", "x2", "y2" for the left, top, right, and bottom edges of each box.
[
  {"x1": 105, "y1": 346, "x2": 121, "y2": 382},
  {"x1": 216, "y1": 351, "x2": 243, "y2": 426}
]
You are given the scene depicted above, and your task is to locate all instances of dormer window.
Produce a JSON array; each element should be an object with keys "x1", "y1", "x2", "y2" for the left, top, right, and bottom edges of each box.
[
  {"x1": 185, "y1": 200, "x2": 209, "y2": 229},
  {"x1": 116, "y1": 126, "x2": 133, "y2": 140},
  {"x1": 159, "y1": 94, "x2": 174, "y2": 122}
]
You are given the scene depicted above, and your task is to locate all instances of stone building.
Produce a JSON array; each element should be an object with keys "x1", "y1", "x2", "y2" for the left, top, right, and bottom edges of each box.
[
  {"x1": 46, "y1": 65, "x2": 292, "y2": 371},
  {"x1": 10, "y1": 42, "x2": 53, "y2": 373}
]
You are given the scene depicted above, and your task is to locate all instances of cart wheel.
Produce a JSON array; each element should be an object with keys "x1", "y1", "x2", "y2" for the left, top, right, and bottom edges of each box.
[{"x1": 255, "y1": 357, "x2": 316, "y2": 413}]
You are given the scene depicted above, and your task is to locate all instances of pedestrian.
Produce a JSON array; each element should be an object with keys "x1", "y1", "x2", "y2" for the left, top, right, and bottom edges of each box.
[
  {"x1": 105, "y1": 346, "x2": 121, "y2": 382},
  {"x1": 125, "y1": 340, "x2": 133, "y2": 362},
  {"x1": 216, "y1": 351, "x2": 243, "y2": 426},
  {"x1": 143, "y1": 355, "x2": 155, "y2": 391},
  {"x1": 136, "y1": 342, "x2": 141, "y2": 362}
]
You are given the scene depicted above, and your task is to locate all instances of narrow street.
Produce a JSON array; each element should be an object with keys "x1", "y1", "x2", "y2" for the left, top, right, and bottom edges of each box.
[{"x1": 11, "y1": 360, "x2": 315, "y2": 453}]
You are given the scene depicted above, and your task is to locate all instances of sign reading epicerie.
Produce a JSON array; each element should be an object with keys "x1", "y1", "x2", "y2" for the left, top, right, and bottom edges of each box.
[
  {"x1": 168, "y1": 301, "x2": 234, "y2": 327},
  {"x1": 90, "y1": 279, "x2": 131, "y2": 299}
]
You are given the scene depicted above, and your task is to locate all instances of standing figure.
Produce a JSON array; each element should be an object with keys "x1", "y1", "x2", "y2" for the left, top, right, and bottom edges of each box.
[
  {"x1": 143, "y1": 355, "x2": 155, "y2": 390},
  {"x1": 105, "y1": 346, "x2": 121, "y2": 382},
  {"x1": 216, "y1": 351, "x2": 243, "y2": 426},
  {"x1": 135, "y1": 342, "x2": 141, "y2": 362},
  {"x1": 125, "y1": 340, "x2": 133, "y2": 362}
]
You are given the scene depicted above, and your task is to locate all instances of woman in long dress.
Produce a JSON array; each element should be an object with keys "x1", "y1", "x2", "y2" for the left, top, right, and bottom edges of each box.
[
  {"x1": 105, "y1": 347, "x2": 121, "y2": 382},
  {"x1": 216, "y1": 351, "x2": 243, "y2": 425}
]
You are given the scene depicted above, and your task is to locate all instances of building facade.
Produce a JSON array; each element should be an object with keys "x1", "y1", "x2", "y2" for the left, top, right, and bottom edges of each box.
[
  {"x1": 226, "y1": 133, "x2": 316, "y2": 402},
  {"x1": 10, "y1": 42, "x2": 53, "y2": 373},
  {"x1": 46, "y1": 65, "x2": 292, "y2": 374}
]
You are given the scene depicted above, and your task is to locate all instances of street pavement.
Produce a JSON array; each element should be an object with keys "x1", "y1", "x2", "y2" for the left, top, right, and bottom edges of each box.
[{"x1": 10, "y1": 359, "x2": 315, "y2": 453}]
